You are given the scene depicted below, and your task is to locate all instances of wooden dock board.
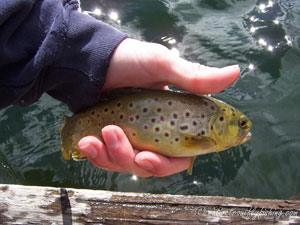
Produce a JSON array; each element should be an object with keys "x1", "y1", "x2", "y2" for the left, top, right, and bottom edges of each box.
[{"x1": 1, "y1": 184, "x2": 300, "y2": 224}]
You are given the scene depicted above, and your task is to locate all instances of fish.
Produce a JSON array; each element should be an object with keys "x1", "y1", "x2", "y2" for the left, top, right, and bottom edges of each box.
[{"x1": 59, "y1": 88, "x2": 252, "y2": 175}]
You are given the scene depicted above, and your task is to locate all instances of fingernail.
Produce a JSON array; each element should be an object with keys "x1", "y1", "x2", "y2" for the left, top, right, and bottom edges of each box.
[
  {"x1": 139, "y1": 160, "x2": 154, "y2": 171},
  {"x1": 106, "y1": 131, "x2": 119, "y2": 150},
  {"x1": 78, "y1": 142, "x2": 97, "y2": 159},
  {"x1": 225, "y1": 64, "x2": 240, "y2": 70}
]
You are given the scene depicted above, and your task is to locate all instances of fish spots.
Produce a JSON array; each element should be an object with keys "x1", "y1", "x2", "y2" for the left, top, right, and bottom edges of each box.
[
  {"x1": 185, "y1": 111, "x2": 190, "y2": 117},
  {"x1": 117, "y1": 103, "x2": 121, "y2": 107},
  {"x1": 231, "y1": 108, "x2": 236, "y2": 116},
  {"x1": 164, "y1": 132, "x2": 169, "y2": 137},
  {"x1": 104, "y1": 108, "x2": 108, "y2": 113},
  {"x1": 180, "y1": 125, "x2": 189, "y2": 131},
  {"x1": 170, "y1": 121, "x2": 175, "y2": 126},
  {"x1": 143, "y1": 107, "x2": 148, "y2": 113},
  {"x1": 135, "y1": 115, "x2": 140, "y2": 120},
  {"x1": 155, "y1": 127, "x2": 160, "y2": 132},
  {"x1": 151, "y1": 118, "x2": 156, "y2": 123},
  {"x1": 91, "y1": 111, "x2": 95, "y2": 116},
  {"x1": 129, "y1": 117, "x2": 134, "y2": 122},
  {"x1": 160, "y1": 116, "x2": 165, "y2": 121},
  {"x1": 168, "y1": 101, "x2": 173, "y2": 106},
  {"x1": 132, "y1": 132, "x2": 136, "y2": 137},
  {"x1": 155, "y1": 139, "x2": 159, "y2": 143},
  {"x1": 210, "y1": 106, "x2": 215, "y2": 111},
  {"x1": 201, "y1": 114, "x2": 206, "y2": 119},
  {"x1": 98, "y1": 122, "x2": 102, "y2": 127},
  {"x1": 173, "y1": 113, "x2": 178, "y2": 119},
  {"x1": 201, "y1": 130, "x2": 205, "y2": 136},
  {"x1": 193, "y1": 121, "x2": 197, "y2": 126},
  {"x1": 154, "y1": 98, "x2": 159, "y2": 102},
  {"x1": 175, "y1": 137, "x2": 179, "y2": 142},
  {"x1": 129, "y1": 103, "x2": 133, "y2": 108},
  {"x1": 157, "y1": 108, "x2": 161, "y2": 113},
  {"x1": 219, "y1": 116, "x2": 224, "y2": 122},
  {"x1": 144, "y1": 125, "x2": 148, "y2": 130},
  {"x1": 111, "y1": 110, "x2": 114, "y2": 115},
  {"x1": 120, "y1": 114, "x2": 124, "y2": 120}
]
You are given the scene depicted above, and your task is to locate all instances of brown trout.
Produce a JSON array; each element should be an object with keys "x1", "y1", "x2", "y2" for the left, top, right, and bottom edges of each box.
[{"x1": 59, "y1": 88, "x2": 252, "y2": 174}]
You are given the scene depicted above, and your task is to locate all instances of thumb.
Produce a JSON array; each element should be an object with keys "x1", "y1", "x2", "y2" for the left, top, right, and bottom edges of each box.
[{"x1": 160, "y1": 54, "x2": 240, "y2": 94}]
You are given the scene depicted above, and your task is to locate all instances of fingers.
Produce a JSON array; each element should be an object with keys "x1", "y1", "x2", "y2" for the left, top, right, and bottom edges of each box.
[
  {"x1": 78, "y1": 125, "x2": 191, "y2": 177},
  {"x1": 135, "y1": 151, "x2": 192, "y2": 177},
  {"x1": 162, "y1": 55, "x2": 240, "y2": 94},
  {"x1": 78, "y1": 126, "x2": 153, "y2": 178}
]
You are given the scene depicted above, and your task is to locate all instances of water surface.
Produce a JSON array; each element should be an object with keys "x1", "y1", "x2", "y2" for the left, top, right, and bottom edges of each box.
[{"x1": 1, "y1": 0, "x2": 300, "y2": 199}]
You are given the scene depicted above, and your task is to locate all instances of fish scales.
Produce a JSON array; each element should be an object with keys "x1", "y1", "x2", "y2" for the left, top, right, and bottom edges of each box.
[{"x1": 59, "y1": 88, "x2": 252, "y2": 174}]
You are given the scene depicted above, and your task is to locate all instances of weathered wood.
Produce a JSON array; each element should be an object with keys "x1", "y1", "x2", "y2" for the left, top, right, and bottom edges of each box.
[{"x1": 0, "y1": 184, "x2": 300, "y2": 224}]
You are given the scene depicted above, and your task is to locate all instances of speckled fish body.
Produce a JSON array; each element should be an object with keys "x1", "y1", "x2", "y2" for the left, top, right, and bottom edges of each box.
[{"x1": 59, "y1": 88, "x2": 252, "y2": 174}]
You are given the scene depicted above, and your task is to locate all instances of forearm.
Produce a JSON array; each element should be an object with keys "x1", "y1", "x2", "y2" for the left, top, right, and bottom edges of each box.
[{"x1": 0, "y1": 0, "x2": 128, "y2": 112}]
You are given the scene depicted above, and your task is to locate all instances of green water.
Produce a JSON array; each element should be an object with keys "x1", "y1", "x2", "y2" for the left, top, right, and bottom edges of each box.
[{"x1": 1, "y1": 0, "x2": 300, "y2": 199}]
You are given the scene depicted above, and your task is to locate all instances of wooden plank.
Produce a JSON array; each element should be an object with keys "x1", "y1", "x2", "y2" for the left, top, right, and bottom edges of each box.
[{"x1": 0, "y1": 184, "x2": 300, "y2": 224}]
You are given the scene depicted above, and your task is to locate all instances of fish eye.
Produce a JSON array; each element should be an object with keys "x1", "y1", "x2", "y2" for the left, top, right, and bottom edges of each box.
[{"x1": 239, "y1": 118, "x2": 248, "y2": 129}]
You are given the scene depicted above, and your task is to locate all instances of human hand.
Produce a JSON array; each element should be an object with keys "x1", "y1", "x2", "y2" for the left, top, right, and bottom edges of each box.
[{"x1": 78, "y1": 38, "x2": 240, "y2": 178}]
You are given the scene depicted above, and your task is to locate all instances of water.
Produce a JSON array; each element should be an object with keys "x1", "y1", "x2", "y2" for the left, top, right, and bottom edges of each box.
[{"x1": 1, "y1": 0, "x2": 299, "y2": 199}]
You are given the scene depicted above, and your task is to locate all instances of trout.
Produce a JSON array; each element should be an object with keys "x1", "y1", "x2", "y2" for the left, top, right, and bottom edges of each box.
[{"x1": 59, "y1": 88, "x2": 252, "y2": 174}]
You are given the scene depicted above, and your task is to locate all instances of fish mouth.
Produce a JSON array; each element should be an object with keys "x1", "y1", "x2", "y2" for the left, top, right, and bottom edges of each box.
[{"x1": 239, "y1": 131, "x2": 252, "y2": 145}]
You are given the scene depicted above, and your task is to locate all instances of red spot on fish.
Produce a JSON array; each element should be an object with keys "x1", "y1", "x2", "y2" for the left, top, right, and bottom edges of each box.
[
  {"x1": 98, "y1": 122, "x2": 102, "y2": 127},
  {"x1": 201, "y1": 131, "x2": 205, "y2": 135},
  {"x1": 164, "y1": 132, "x2": 169, "y2": 137},
  {"x1": 130, "y1": 117, "x2": 134, "y2": 122},
  {"x1": 160, "y1": 116, "x2": 165, "y2": 121},
  {"x1": 132, "y1": 133, "x2": 136, "y2": 136},
  {"x1": 155, "y1": 127, "x2": 160, "y2": 132},
  {"x1": 144, "y1": 125, "x2": 148, "y2": 130}
]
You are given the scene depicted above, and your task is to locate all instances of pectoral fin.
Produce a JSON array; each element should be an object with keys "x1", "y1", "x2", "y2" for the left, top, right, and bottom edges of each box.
[
  {"x1": 181, "y1": 134, "x2": 216, "y2": 150},
  {"x1": 187, "y1": 156, "x2": 197, "y2": 175}
]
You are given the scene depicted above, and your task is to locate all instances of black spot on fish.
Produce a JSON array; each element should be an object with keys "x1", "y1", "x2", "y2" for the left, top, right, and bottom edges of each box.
[
  {"x1": 157, "y1": 108, "x2": 161, "y2": 112},
  {"x1": 210, "y1": 106, "x2": 215, "y2": 111},
  {"x1": 168, "y1": 101, "x2": 172, "y2": 106},
  {"x1": 120, "y1": 114, "x2": 124, "y2": 119},
  {"x1": 201, "y1": 130, "x2": 205, "y2": 135},
  {"x1": 136, "y1": 115, "x2": 140, "y2": 120},
  {"x1": 104, "y1": 108, "x2": 108, "y2": 112},
  {"x1": 219, "y1": 116, "x2": 224, "y2": 122},
  {"x1": 143, "y1": 108, "x2": 148, "y2": 113},
  {"x1": 193, "y1": 121, "x2": 197, "y2": 126},
  {"x1": 175, "y1": 137, "x2": 179, "y2": 142},
  {"x1": 155, "y1": 139, "x2": 159, "y2": 143},
  {"x1": 180, "y1": 125, "x2": 189, "y2": 131},
  {"x1": 117, "y1": 103, "x2": 121, "y2": 107},
  {"x1": 173, "y1": 113, "x2": 178, "y2": 119},
  {"x1": 201, "y1": 114, "x2": 205, "y2": 119},
  {"x1": 185, "y1": 112, "x2": 190, "y2": 117},
  {"x1": 129, "y1": 103, "x2": 133, "y2": 108},
  {"x1": 170, "y1": 121, "x2": 175, "y2": 126},
  {"x1": 151, "y1": 118, "x2": 156, "y2": 123},
  {"x1": 155, "y1": 127, "x2": 160, "y2": 132}
]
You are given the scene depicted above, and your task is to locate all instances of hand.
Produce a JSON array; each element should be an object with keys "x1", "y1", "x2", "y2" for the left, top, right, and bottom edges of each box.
[{"x1": 78, "y1": 38, "x2": 240, "y2": 178}]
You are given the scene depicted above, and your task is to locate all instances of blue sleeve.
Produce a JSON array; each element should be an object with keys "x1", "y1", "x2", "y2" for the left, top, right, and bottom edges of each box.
[{"x1": 0, "y1": 0, "x2": 128, "y2": 112}]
